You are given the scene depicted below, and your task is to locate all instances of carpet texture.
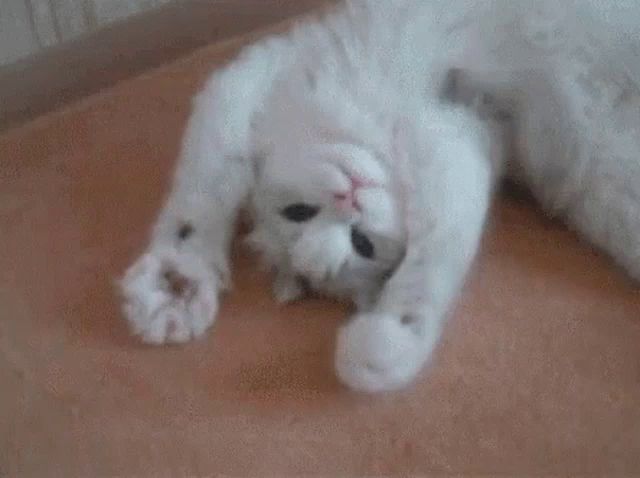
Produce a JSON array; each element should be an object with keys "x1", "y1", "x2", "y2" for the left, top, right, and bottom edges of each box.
[{"x1": 1, "y1": 24, "x2": 639, "y2": 477}]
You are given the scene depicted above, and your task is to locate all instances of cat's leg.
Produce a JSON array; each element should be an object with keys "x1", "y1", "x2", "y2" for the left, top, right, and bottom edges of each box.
[
  {"x1": 120, "y1": 38, "x2": 290, "y2": 344},
  {"x1": 567, "y1": 158, "x2": 640, "y2": 281},
  {"x1": 335, "y1": 106, "x2": 499, "y2": 392},
  {"x1": 443, "y1": 58, "x2": 640, "y2": 280},
  {"x1": 513, "y1": 67, "x2": 640, "y2": 281}
]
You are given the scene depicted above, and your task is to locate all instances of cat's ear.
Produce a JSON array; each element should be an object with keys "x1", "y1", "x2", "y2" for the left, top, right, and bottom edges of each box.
[
  {"x1": 441, "y1": 68, "x2": 513, "y2": 121},
  {"x1": 391, "y1": 116, "x2": 419, "y2": 242},
  {"x1": 391, "y1": 116, "x2": 414, "y2": 186},
  {"x1": 392, "y1": 117, "x2": 411, "y2": 158},
  {"x1": 441, "y1": 67, "x2": 485, "y2": 106}
]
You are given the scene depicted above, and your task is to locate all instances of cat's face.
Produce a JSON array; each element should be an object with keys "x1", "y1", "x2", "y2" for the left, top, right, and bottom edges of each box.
[{"x1": 247, "y1": 141, "x2": 407, "y2": 306}]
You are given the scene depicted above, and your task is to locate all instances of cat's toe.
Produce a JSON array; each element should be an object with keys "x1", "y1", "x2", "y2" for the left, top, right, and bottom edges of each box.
[
  {"x1": 119, "y1": 248, "x2": 220, "y2": 344},
  {"x1": 334, "y1": 312, "x2": 433, "y2": 393}
]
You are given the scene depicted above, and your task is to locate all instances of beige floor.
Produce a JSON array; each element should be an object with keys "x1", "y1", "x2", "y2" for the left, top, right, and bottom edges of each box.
[{"x1": 1, "y1": 18, "x2": 639, "y2": 476}]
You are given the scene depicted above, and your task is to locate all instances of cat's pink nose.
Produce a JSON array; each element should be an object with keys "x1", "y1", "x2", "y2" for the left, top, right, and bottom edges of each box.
[
  {"x1": 333, "y1": 190, "x2": 360, "y2": 211},
  {"x1": 333, "y1": 175, "x2": 369, "y2": 212}
]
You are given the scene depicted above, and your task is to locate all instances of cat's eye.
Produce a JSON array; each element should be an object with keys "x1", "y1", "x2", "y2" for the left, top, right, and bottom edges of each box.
[
  {"x1": 280, "y1": 203, "x2": 321, "y2": 222},
  {"x1": 351, "y1": 226, "x2": 375, "y2": 260}
]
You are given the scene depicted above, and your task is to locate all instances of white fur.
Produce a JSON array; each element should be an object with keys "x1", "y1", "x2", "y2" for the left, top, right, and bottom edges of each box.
[
  {"x1": 335, "y1": 311, "x2": 440, "y2": 393},
  {"x1": 120, "y1": 247, "x2": 220, "y2": 344},
  {"x1": 120, "y1": 0, "x2": 640, "y2": 392}
]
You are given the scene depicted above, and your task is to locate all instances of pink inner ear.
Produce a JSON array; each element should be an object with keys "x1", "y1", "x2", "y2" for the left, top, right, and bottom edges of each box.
[{"x1": 332, "y1": 174, "x2": 376, "y2": 212}]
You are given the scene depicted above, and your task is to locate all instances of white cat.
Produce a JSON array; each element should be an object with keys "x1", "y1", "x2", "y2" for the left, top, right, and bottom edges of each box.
[{"x1": 120, "y1": 0, "x2": 640, "y2": 393}]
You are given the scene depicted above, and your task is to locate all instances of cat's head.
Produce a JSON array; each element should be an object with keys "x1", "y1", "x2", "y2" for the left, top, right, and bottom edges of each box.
[
  {"x1": 247, "y1": 141, "x2": 407, "y2": 305},
  {"x1": 246, "y1": 68, "x2": 409, "y2": 306}
]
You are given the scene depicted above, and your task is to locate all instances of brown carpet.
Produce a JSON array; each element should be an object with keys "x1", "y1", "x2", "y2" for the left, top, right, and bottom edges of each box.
[{"x1": 1, "y1": 25, "x2": 639, "y2": 477}]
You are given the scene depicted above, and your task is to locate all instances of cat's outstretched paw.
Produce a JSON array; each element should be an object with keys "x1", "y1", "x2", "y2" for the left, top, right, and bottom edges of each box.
[
  {"x1": 119, "y1": 248, "x2": 220, "y2": 344},
  {"x1": 335, "y1": 312, "x2": 436, "y2": 393}
]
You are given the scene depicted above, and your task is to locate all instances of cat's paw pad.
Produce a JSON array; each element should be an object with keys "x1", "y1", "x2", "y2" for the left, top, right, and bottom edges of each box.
[
  {"x1": 119, "y1": 248, "x2": 220, "y2": 344},
  {"x1": 335, "y1": 312, "x2": 433, "y2": 393}
]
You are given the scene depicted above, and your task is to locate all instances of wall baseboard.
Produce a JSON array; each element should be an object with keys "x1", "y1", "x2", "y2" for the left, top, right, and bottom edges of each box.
[{"x1": 0, "y1": 0, "x2": 328, "y2": 132}]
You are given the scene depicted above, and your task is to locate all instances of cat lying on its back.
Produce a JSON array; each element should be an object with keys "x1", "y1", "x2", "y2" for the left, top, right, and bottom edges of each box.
[{"x1": 120, "y1": 0, "x2": 640, "y2": 393}]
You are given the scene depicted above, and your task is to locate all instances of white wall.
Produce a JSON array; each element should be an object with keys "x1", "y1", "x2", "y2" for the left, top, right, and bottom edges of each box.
[{"x1": 0, "y1": 0, "x2": 174, "y2": 66}]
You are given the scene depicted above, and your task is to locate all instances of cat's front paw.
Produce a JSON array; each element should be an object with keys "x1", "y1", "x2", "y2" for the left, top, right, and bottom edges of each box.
[
  {"x1": 119, "y1": 248, "x2": 221, "y2": 344},
  {"x1": 335, "y1": 312, "x2": 435, "y2": 393}
]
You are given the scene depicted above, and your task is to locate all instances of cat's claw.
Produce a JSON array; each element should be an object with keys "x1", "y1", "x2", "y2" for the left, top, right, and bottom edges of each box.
[{"x1": 119, "y1": 248, "x2": 220, "y2": 344}]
